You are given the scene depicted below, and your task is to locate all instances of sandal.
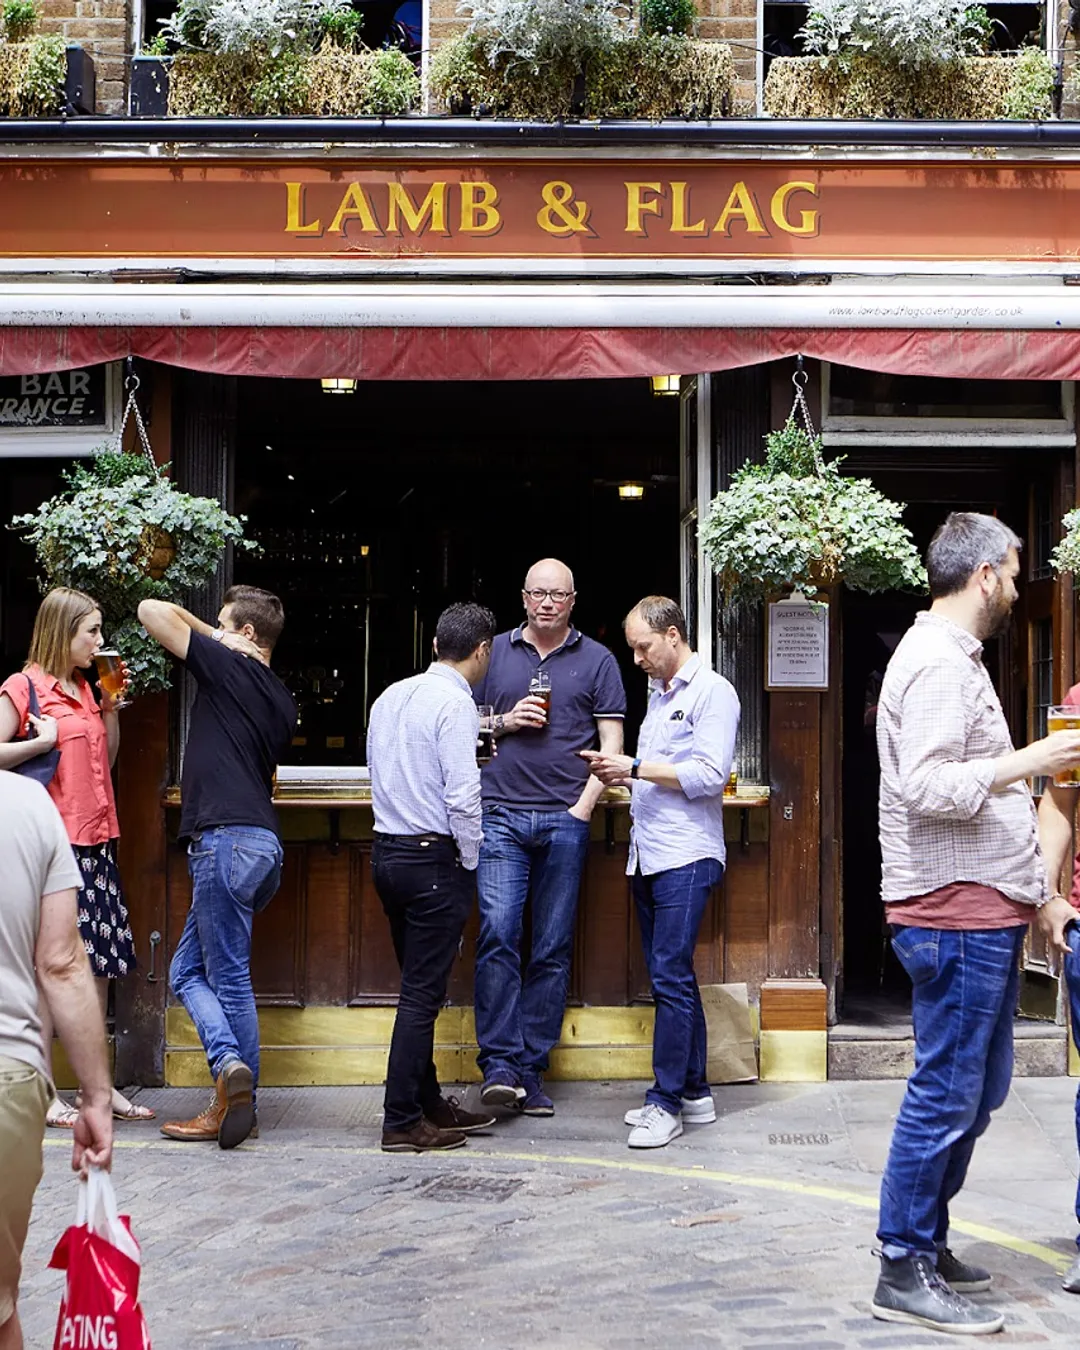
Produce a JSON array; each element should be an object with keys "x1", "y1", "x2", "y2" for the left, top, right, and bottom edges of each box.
[
  {"x1": 111, "y1": 1097, "x2": 156, "y2": 1122},
  {"x1": 46, "y1": 1098, "x2": 79, "y2": 1129}
]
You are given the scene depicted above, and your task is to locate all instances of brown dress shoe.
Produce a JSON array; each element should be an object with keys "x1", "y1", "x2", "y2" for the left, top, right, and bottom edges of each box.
[
  {"x1": 159, "y1": 1081, "x2": 225, "y2": 1142},
  {"x1": 217, "y1": 1060, "x2": 254, "y2": 1151},
  {"x1": 381, "y1": 1118, "x2": 467, "y2": 1153},
  {"x1": 426, "y1": 1095, "x2": 496, "y2": 1134}
]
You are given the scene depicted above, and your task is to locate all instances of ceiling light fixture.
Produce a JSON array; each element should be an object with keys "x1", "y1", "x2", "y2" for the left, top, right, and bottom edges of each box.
[
  {"x1": 650, "y1": 375, "x2": 680, "y2": 396},
  {"x1": 618, "y1": 482, "x2": 646, "y2": 501},
  {"x1": 321, "y1": 378, "x2": 357, "y2": 394}
]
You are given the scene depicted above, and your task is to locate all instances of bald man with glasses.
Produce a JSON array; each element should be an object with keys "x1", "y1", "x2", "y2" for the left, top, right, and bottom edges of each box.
[{"x1": 472, "y1": 558, "x2": 626, "y2": 1116}]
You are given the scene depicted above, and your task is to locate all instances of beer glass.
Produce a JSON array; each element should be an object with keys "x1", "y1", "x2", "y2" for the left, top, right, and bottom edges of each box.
[
  {"x1": 528, "y1": 670, "x2": 551, "y2": 722},
  {"x1": 94, "y1": 649, "x2": 131, "y2": 709},
  {"x1": 476, "y1": 705, "x2": 495, "y2": 765},
  {"x1": 1048, "y1": 705, "x2": 1080, "y2": 786}
]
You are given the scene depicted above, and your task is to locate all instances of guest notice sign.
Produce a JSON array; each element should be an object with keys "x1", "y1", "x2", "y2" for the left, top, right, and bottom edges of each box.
[{"x1": 767, "y1": 596, "x2": 829, "y2": 691}]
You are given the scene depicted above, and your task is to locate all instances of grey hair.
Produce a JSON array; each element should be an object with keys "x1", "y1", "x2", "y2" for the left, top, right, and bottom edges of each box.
[
  {"x1": 624, "y1": 595, "x2": 688, "y2": 642},
  {"x1": 926, "y1": 512, "x2": 1023, "y2": 599}
]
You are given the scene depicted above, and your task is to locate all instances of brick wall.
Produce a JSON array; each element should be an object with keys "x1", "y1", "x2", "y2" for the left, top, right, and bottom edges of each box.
[{"x1": 39, "y1": 0, "x2": 130, "y2": 113}]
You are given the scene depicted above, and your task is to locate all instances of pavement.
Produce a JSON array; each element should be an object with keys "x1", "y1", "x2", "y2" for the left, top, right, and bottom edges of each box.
[{"x1": 16, "y1": 1077, "x2": 1080, "y2": 1349}]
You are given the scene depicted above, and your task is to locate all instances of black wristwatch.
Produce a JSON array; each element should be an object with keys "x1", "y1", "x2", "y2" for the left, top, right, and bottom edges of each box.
[{"x1": 630, "y1": 758, "x2": 641, "y2": 779}]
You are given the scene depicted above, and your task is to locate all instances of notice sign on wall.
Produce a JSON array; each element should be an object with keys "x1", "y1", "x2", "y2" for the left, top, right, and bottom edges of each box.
[
  {"x1": 767, "y1": 596, "x2": 830, "y2": 691},
  {"x1": 0, "y1": 368, "x2": 107, "y2": 428}
]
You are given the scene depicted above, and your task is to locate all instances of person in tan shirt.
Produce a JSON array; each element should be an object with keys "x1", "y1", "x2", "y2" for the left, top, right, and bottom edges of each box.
[{"x1": 0, "y1": 771, "x2": 113, "y2": 1350}]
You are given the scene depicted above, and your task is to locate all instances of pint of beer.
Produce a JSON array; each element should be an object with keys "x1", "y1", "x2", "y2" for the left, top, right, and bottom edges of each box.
[
  {"x1": 94, "y1": 649, "x2": 130, "y2": 707},
  {"x1": 1048, "y1": 705, "x2": 1080, "y2": 786},
  {"x1": 528, "y1": 670, "x2": 551, "y2": 720},
  {"x1": 476, "y1": 705, "x2": 495, "y2": 765}
]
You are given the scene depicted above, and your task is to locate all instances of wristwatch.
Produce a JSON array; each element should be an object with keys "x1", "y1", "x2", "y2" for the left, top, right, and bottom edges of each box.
[
  {"x1": 211, "y1": 628, "x2": 225, "y2": 643},
  {"x1": 630, "y1": 758, "x2": 642, "y2": 779},
  {"x1": 493, "y1": 713, "x2": 505, "y2": 734}
]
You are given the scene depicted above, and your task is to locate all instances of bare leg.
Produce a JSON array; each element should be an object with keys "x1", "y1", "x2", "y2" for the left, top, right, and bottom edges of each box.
[
  {"x1": 39, "y1": 989, "x2": 76, "y2": 1127},
  {"x1": 95, "y1": 979, "x2": 154, "y2": 1120},
  {"x1": 0, "y1": 1309, "x2": 25, "y2": 1350}
]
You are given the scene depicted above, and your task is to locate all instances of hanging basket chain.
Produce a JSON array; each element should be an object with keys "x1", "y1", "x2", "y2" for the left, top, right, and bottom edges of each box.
[
  {"x1": 116, "y1": 373, "x2": 157, "y2": 473},
  {"x1": 790, "y1": 358, "x2": 825, "y2": 475}
]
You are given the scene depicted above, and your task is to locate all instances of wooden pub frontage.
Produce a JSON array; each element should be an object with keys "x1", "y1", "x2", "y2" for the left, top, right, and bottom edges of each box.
[{"x1": 2, "y1": 125, "x2": 1080, "y2": 1087}]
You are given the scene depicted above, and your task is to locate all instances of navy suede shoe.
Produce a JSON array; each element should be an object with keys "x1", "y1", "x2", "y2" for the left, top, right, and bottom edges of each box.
[
  {"x1": 520, "y1": 1075, "x2": 555, "y2": 1117},
  {"x1": 480, "y1": 1070, "x2": 525, "y2": 1107}
]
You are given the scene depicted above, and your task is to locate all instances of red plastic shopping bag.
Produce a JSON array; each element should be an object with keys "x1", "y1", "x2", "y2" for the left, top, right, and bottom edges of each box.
[{"x1": 49, "y1": 1167, "x2": 152, "y2": 1350}]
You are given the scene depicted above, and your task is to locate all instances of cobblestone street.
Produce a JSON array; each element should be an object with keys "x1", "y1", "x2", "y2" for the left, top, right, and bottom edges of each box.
[{"x1": 17, "y1": 1079, "x2": 1080, "y2": 1349}]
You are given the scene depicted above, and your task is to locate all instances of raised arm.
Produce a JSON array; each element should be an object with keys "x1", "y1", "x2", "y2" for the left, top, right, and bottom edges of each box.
[{"x1": 137, "y1": 599, "x2": 216, "y2": 660}]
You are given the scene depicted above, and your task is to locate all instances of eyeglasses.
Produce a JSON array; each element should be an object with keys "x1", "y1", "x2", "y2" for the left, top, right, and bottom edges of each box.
[{"x1": 524, "y1": 589, "x2": 575, "y2": 604}]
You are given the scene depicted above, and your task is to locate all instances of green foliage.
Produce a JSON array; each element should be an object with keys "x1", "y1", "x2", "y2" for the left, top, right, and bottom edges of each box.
[
  {"x1": 700, "y1": 418, "x2": 927, "y2": 606},
  {"x1": 0, "y1": 32, "x2": 64, "y2": 114},
  {"x1": 10, "y1": 448, "x2": 255, "y2": 695},
  {"x1": 2, "y1": 0, "x2": 39, "y2": 41},
  {"x1": 458, "y1": 0, "x2": 631, "y2": 75},
  {"x1": 1001, "y1": 45, "x2": 1054, "y2": 119},
  {"x1": 638, "y1": 0, "x2": 696, "y2": 36},
  {"x1": 142, "y1": 32, "x2": 169, "y2": 54},
  {"x1": 317, "y1": 3, "x2": 363, "y2": 48},
  {"x1": 799, "y1": 0, "x2": 991, "y2": 72},
  {"x1": 1051, "y1": 509, "x2": 1080, "y2": 579},
  {"x1": 158, "y1": 0, "x2": 349, "y2": 54}
]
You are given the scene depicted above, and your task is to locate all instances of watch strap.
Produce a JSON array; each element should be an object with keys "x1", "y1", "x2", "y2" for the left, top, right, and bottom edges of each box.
[{"x1": 630, "y1": 758, "x2": 642, "y2": 779}]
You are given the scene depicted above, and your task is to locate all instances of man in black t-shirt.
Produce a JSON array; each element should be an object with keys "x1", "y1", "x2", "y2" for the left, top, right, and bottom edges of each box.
[{"x1": 138, "y1": 586, "x2": 296, "y2": 1150}]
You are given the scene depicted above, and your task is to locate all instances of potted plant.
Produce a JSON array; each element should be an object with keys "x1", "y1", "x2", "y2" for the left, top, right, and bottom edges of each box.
[
  {"x1": 429, "y1": 0, "x2": 733, "y2": 120},
  {"x1": 137, "y1": 0, "x2": 419, "y2": 116},
  {"x1": 762, "y1": 0, "x2": 1053, "y2": 120},
  {"x1": 0, "y1": 0, "x2": 95, "y2": 115},
  {"x1": 10, "y1": 448, "x2": 254, "y2": 694},
  {"x1": 1051, "y1": 509, "x2": 1080, "y2": 577},
  {"x1": 700, "y1": 414, "x2": 927, "y2": 605}
]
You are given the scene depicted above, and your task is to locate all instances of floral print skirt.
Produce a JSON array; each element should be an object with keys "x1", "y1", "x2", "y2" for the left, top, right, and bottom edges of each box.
[{"x1": 73, "y1": 840, "x2": 136, "y2": 978}]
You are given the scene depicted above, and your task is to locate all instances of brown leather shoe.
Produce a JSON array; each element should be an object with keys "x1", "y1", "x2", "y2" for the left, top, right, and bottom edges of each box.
[
  {"x1": 426, "y1": 1095, "x2": 496, "y2": 1134},
  {"x1": 381, "y1": 1118, "x2": 467, "y2": 1152},
  {"x1": 159, "y1": 1081, "x2": 225, "y2": 1142},
  {"x1": 217, "y1": 1060, "x2": 254, "y2": 1151}
]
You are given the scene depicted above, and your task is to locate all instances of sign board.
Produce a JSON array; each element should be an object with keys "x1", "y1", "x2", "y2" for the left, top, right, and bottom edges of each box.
[
  {"x1": 767, "y1": 596, "x2": 829, "y2": 691},
  {"x1": 2, "y1": 159, "x2": 1080, "y2": 265},
  {"x1": 0, "y1": 363, "x2": 119, "y2": 457}
]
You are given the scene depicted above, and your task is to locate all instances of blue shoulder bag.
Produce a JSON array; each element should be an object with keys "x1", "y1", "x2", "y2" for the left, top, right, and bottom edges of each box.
[{"x1": 11, "y1": 674, "x2": 61, "y2": 787}]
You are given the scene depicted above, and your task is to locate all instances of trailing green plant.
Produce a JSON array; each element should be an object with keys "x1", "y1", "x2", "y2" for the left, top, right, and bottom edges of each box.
[
  {"x1": 10, "y1": 448, "x2": 255, "y2": 695},
  {"x1": 638, "y1": 0, "x2": 696, "y2": 37},
  {"x1": 317, "y1": 3, "x2": 363, "y2": 49},
  {"x1": 0, "y1": 32, "x2": 64, "y2": 114},
  {"x1": 799, "y1": 0, "x2": 991, "y2": 72},
  {"x1": 1001, "y1": 44, "x2": 1054, "y2": 119},
  {"x1": 2, "y1": 0, "x2": 39, "y2": 42},
  {"x1": 142, "y1": 31, "x2": 169, "y2": 54},
  {"x1": 1051, "y1": 508, "x2": 1080, "y2": 579},
  {"x1": 700, "y1": 418, "x2": 927, "y2": 605}
]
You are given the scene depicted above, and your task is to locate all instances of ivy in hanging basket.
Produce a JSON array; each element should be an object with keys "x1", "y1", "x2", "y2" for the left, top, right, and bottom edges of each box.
[
  {"x1": 1050, "y1": 508, "x2": 1080, "y2": 578},
  {"x1": 10, "y1": 448, "x2": 255, "y2": 696},
  {"x1": 700, "y1": 419, "x2": 928, "y2": 605}
]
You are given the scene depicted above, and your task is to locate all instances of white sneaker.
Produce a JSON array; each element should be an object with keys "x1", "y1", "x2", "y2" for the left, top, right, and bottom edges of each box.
[
  {"x1": 624, "y1": 1094, "x2": 715, "y2": 1127},
  {"x1": 627, "y1": 1103, "x2": 683, "y2": 1149}
]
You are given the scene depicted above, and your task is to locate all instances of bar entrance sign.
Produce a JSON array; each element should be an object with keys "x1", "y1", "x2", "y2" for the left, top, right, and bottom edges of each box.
[{"x1": 767, "y1": 594, "x2": 829, "y2": 691}]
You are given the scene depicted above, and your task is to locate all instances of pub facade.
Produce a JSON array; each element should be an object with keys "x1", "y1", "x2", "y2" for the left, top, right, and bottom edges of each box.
[{"x1": 3, "y1": 97, "x2": 1080, "y2": 1086}]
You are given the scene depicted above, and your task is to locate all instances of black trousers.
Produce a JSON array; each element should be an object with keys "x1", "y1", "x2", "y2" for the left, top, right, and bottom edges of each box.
[{"x1": 372, "y1": 834, "x2": 474, "y2": 1131}]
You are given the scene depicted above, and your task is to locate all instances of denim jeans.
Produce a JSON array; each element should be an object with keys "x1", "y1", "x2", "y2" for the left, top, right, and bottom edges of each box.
[
  {"x1": 633, "y1": 857, "x2": 723, "y2": 1117},
  {"x1": 372, "y1": 835, "x2": 474, "y2": 1131},
  {"x1": 1064, "y1": 925, "x2": 1080, "y2": 1250},
  {"x1": 170, "y1": 826, "x2": 283, "y2": 1093},
  {"x1": 474, "y1": 805, "x2": 591, "y2": 1080},
  {"x1": 877, "y1": 924, "x2": 1026, "y2": 1259}
]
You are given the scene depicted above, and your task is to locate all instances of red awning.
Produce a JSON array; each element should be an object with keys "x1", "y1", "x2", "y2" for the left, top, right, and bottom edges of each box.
[{"x1": 1, "y1": 325, "x2": 1080, "y2": 380}]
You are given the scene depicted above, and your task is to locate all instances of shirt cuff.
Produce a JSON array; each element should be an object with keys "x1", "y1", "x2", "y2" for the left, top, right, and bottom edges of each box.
[{"x1": 675, "y1": 759, "x2": 712, "y2": 800}]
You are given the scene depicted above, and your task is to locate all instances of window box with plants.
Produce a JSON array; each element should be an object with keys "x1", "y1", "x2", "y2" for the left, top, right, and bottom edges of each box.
[
  {"x1": 429, "y1": 0, "x2": 734, "y2": 120},
  {"x1": 0, "y1": 0, "x2": 95, "y2": 115},
  {"x1": 135, "y1": 0, "x2": 420, "y2": 117},
  {"x1": 762, "y1": 0, "x2": 1053, "y2": 119}
]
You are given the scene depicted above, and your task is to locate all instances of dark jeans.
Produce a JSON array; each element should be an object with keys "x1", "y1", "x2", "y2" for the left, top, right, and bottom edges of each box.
[
  {"x1": 632, "y1": 857, "x2": 724, "y2": 1117},
  {"x1": 474, "y1": 805, "x2": 591, "y2": 1080},
  {"x1": 1065, "y1": 925, "x2": 1080, "y2": 1249},
  {"x1": 877, "y1": 924, "x2": 1026, "y2": 1259},
  {"x1": 372, "y1": 834, "x2": 474, "y2": 1132},
  {"x1": 171, "y1": 825, "x2": 283, "y2": 1092}
]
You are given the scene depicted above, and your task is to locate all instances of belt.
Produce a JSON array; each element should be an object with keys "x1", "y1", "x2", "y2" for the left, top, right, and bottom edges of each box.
[{"x1": 374, "y1": 832, "x2": 455, "y2": 846}]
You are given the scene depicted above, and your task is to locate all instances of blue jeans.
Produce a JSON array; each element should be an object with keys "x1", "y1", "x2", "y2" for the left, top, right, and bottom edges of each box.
[
  {"x1": 633, "y1": 857, "x2": 723, "y2": 1117},
  {"x1": 170, "y1": 825, "x2": 283, "y2": 1092},
  {"x1": 474, "y1": 805, "x2": 591, "y2": 1080},
  {"x1": 877, "y1": 924, "x2": 1026, "y2": 1259},
  {"x1": 1064, "y1": 925, "x2": 1080, "y2": 1250}
]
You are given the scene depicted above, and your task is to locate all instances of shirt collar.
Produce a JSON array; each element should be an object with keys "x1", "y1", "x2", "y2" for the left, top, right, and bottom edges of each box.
[
  {"x1": 510, "y1": 624, "x2": 582, "y2": 652},
  {"x1": 426, "y1": 662, "x2": 473, "y2": 695},
  {"x1": 29, "y1": 664, "x2": 83, "y2": 703},
  {"x1": 914, "y1": 611, "x2": 984, "y2": 661},
  {"x1": 649, "y1": 651, "x2": 702, "y2": 695}
]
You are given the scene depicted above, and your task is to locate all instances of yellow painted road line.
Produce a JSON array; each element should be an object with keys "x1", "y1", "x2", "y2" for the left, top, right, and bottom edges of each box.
[{"x1": 43, "y1": 1137, "x2": 1070, "y2": 1274}]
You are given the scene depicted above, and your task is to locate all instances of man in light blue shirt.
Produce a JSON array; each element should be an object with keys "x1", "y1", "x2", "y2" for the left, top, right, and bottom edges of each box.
[
  {"x1": 583, "y1": 596, "x2": 739, "y2": 1150},
  {"x1": 367, "y1": 602, "x2": 496, "y2": 1153}
]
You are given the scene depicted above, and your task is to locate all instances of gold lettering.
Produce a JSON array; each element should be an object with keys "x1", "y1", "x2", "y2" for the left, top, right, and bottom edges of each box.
[
  {"x1": 713, "y1": 181, "x2": 767, "y2": 236},
  {"x1": 625, "y1": 182, "x2": 664, "y2": 235},
  {"x1": 328, "y1": 183, "x2": 381, "y2": 236},
  {"x1": 536, "y1": 180, "x2": 590, "y2": 235},
  {"x1": 670, "y1": 181, "x2": 706, "y2": 235},
  {"x1": 459, "y1": 182, "x2": 501, "y2": 235},
  {"x1": 387, "y1": 182, "x2": 448, "y2": 236},
  {"x1": 284, "y1": 181, "x2": 322, "y2": 235},
  {"x1": 771, "y1": 181, "x2": 819, "y2": 237}
]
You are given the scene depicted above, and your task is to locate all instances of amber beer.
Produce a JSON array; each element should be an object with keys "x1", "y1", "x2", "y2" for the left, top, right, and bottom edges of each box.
[
  {"x1": 94, "y1": 649, "x2": 128, "y2": 702},
  {"x1": 1048, "y1": 705, "x2": 1080, "y2": 786},
  {"x1": 528, "y1": 670, "x2": 551, "y2": 720}
]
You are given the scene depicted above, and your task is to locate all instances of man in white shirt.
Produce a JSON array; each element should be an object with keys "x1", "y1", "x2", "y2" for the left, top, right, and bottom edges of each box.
[
  {"x1": 367, "y1": 602, "x2": 496, "y2": 1153},
  {"x1": 0, "y1": 771, "x2": 113, "y2": 1350},
  {"x1": 584, "y1": 596, "x2": 739, "y2": 1151}
]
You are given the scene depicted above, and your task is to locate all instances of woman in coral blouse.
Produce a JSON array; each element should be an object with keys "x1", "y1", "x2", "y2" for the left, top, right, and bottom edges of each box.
[{"x1": 0, "y1": 586, "x2": 153, "y2": 1127}]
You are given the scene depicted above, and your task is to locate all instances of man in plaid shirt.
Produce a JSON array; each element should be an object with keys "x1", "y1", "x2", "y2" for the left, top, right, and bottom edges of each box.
[{"x1": 871, "y1": 512, "x2": 1080, "y2": 1336}]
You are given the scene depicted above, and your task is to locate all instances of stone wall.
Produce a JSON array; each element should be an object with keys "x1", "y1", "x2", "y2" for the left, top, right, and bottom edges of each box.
[{"x1": 39, "y1": 0, "x2": 130, "y2": 113}]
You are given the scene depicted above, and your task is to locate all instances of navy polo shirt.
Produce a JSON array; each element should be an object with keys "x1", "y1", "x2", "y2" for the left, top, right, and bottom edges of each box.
[{"x1": 474, "y1": 625, "x2": 627, "y2": 811}]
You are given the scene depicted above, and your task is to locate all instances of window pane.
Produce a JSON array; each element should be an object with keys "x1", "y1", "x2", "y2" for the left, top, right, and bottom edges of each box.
[
  {"x1": 1030, "y1": 479, "x2": 1054, "y2": 582},
  {"x1": 828, "y1": 367, "x2": 1062, "y2": 420}
]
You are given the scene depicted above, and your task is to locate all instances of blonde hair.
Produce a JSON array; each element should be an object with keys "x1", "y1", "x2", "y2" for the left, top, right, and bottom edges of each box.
[{"x1": 26, "y1": 587, "x2": 99, "y2": 679}]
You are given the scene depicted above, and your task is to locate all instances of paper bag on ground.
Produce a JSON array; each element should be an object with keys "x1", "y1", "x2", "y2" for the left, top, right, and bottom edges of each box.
[{"x1": 701, "y1": 982, "x2": 758, "y2": 1083}]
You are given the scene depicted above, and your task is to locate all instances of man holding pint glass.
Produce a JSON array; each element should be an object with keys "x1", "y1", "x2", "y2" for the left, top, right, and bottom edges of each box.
[{"x1": 472, "y1": 558, "x2": 626, "y2": 1116}]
